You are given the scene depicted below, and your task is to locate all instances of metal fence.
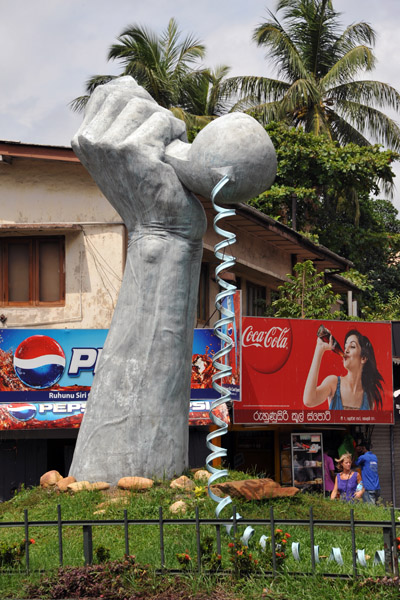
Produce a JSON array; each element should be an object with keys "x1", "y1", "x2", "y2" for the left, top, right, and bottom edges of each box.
[{"x1": 1, "y1": 504, "x2": 399, "y2": 578}]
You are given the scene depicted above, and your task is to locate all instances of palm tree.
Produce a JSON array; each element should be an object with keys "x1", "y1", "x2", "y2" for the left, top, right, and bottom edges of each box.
[
  {"x1": 70, "y1": 18, "x2": 231, "y2": 126},
  {"x1": 174, "y1": 65, "x2": 233, "y2": 132},
  {"x1": 227, "y1": 0, "x2": 400, "y2": 149}
]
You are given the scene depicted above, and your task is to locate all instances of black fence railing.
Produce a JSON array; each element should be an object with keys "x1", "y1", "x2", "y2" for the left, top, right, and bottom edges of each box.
[{"x1": 1, "y1": 504, "x2": 399, "y2": 578}]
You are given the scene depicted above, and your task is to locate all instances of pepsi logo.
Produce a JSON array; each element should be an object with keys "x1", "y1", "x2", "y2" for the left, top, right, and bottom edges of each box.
[
  {"x1": 13, "y1": 335, "x2": 66, "y2": 389},
  {"x1": 7, "y1": 403, "x2": 37, "y2": 421},
  {"x1": 242, "y1": 318, "x2": 292, "y2": 373}
]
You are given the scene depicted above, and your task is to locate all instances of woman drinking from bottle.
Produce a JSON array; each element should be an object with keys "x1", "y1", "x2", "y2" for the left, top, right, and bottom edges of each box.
[{"x1": 303, "y1": 328, "x2": 383, "y2": 410}]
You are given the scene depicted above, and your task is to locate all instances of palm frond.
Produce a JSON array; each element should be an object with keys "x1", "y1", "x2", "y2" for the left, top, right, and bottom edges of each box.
[
  {"x1": 235, "y1": 100, "x2": 289, "y2": 125},
  {"x1": 321, "y1": 46, "x2": 375, "y2": 88},
  {"x1": 169, "y1": 106, "x2": 214, "y2": 130},
  {"x1": 253, "y1": 19, "x2": 310, "y2": 81},
  {"x1": 223, "y1": 75, "x2": 291, "y2": 104},
  {"x1": 280, "y1": 77, "x2": 321, "y2": 113},
  {"x1": 85, "y1": 75, "x2": 118, "y2": 95},
  {"x1": 336, "y1": 101, "x2": 400, "y2": 150},
  {"x1": 328, "y1": 109, "x2": 372, "y2": 146},
  {"x1": 333, "y1": 22, "x2": 376, "y2": 54},
  {"x1": 70, "y1": 75, "x2": 118, "y2": 113},
  {"x1": 69, "y1": 95, "x2": 90, "y2": 113},
  {"x1": 329, "y1": 80, "x2": 400, "y2": 112}
]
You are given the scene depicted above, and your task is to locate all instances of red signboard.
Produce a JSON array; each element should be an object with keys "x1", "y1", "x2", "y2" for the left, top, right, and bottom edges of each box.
[{"x1": 234, "y1": 318, "x2": 393, "y2": 425}]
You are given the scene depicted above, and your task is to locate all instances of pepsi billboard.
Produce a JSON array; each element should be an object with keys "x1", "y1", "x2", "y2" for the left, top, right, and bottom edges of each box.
[{"x1": 0, "y1": 328, "x2": 234, "y2": 430}]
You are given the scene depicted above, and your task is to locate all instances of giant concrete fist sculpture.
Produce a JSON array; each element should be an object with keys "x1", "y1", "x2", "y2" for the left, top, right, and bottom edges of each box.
[{"x1": 69, "y1": 76, "x2": 276, "y2": 483}]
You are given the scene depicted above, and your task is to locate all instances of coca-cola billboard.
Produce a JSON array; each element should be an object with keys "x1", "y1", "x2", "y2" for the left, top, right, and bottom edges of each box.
[{"x1": 234, "y1": 317, "x2": 393, "y2": 425}]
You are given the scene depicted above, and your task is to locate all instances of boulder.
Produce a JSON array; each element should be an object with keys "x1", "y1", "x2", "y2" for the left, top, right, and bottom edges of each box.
[
  {"x1": 40, "y1": 470, "x2": 62, "y2": 488},
  {"x1": 67, "y1": 481, "x2": 110, "y2": 493},
  {"x1": 170, "y1": 476, "x2": 195, "y2": 491},
  {"x1": 89, "y1": 481, "x2": 110, "y2": 491},
  {"x1": 67, "y1": 481, "x2": 91, "y2": 493},
  {"x1": 210, "y1": 478, "x2": 299, "y2": 501},
  {"x1": 56, "y1": 476, "x2": 76, "y2": 492},
  {"x1": 117, "y1": 477, "x2": 154, "y2": 490},
  {"x1": 193, "y1": 470, "x2": 211, "y2": 482},
  {"x1": 170, "y1": 500, "x2": 187, "y2": 514}
]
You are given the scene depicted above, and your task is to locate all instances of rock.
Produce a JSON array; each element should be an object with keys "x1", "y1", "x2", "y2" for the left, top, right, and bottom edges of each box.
[
  {"x1": 170, "y1": 476, "x2": 195, "y2": 491},
  {"x1": 170, "y1": 500, "x2": 187, "y2": 514},
  {"x1": 210, "y1": 478, "x2": 299, "y2": 501},
  {"x1": 89, "y1": 481, "x2": 110, "y2": 491},
  {"x1": 67, "y1": 481, "x2": 92, "y2": 493},
  {"x1": 117, "y1": 477, "x2": 154, "y2": 490},
  {"x1": 40, "y1": 470, "x2": 62, "y2": 488},
  {"x1": 193, "y1": 470, "x2": 211, "y2": 482},
  {"x1": 56, "y1": 476, "x2": 76, "y2": 492},
  {"x1": 67, "y1": 480, "x2": 110, "y2": 493}
]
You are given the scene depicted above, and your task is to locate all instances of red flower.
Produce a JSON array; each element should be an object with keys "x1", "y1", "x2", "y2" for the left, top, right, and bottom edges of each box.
[
  {"x1": 284, "y1": 533, "x2": 291, "y2": 538},
  {"x1": 275, "y1": 529, "x2": 283, "y2": 534},
  {"x1": 228, "y1": 542, "x2": 234, "y2": 548},
  {"x1": 29, "y1": 539, "x2": 35, "y2": 544},
  {"x1": 237, "y1": 550, "x2": 243, "y2": 556}
]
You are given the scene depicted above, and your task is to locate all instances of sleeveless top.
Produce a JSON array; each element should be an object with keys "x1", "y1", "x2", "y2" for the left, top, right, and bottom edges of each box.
[
  {"x1": 336, "y1": 471, "x2": 358, "y2": 501},
  {"x1": 329, "y1": 376, "x2": 370, "y2": 410}
]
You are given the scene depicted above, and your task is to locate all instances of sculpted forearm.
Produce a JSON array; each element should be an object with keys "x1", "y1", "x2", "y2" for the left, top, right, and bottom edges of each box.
[{"x1": 70, "y1": 232, "x2": 204, "y2": 482}]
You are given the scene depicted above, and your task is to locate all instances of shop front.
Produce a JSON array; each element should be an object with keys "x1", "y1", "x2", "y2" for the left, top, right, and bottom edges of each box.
[{"x1": 226, "y1": 317, "x2": 394, "y2": 500}]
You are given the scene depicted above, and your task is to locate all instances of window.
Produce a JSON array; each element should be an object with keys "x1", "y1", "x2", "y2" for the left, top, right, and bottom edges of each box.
[
  {"x1": 0, "y1": 236, "x2": 65, "y2": 306},
  {"x1": 246, "y1": 281, "x2": 266, "y2": 316},
  {"x1": 197, "y1": 263, "x2": 209, "y2": 323}
]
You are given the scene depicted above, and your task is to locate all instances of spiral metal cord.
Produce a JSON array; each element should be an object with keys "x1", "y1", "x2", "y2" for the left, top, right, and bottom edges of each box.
[{"x1": 206, "y1": 175, "x2": 254, "y2": 544}]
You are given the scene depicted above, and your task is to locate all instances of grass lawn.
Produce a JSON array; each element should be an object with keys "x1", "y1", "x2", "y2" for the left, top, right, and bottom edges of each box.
[{"x1": 0, "y1": 471, "x2": 399, "y2": 599}]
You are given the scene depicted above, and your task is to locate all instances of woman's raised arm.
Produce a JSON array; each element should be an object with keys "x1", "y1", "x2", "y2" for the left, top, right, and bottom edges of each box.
[{"x1": 303, "y1": 336, "x2": 337, "y2": 407}]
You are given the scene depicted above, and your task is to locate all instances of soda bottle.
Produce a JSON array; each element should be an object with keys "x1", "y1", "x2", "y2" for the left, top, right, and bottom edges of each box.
[{"x1": 317, "y1": 324, "x2": 344, "y2": 357}]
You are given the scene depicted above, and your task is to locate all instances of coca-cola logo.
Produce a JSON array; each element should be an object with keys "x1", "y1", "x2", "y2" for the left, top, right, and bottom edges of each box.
[{"x1": 242, "y1": 318, "x2": 292, "y2": 373}]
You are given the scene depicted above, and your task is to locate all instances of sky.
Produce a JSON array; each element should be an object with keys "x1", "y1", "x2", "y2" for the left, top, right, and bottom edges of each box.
[{"x1": 1, "y1": 0, "x2": 400, "y2": 207}]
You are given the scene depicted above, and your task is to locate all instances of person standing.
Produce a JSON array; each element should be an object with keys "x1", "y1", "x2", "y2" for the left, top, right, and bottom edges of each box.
[
  {"x1": 330, "y1": 453, "x2": 364, "y2": 502},
  {"x1": 323, "y1": 451, "x2": 335, "y2": 498},
  {"x1": 355, "y1": 443, "x2": 380, "y2": 504}
]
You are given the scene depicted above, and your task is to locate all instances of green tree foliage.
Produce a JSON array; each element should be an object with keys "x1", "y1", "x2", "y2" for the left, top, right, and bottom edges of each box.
[
  {"x1": 362, "y1": 291, "x2": 400, "y2": 321},
  {"x1": 226, "y1": 0, "x2": 400, "y2": 149},
  {"x1": 269, "y1": 260, "x2": 342, "y2": 319},
  {"x1": 251, "y1": 121, "x2": 398, "y2": 229},
  {"x1": 250, "y1": 122, "x2": 400, "y2": 309}
]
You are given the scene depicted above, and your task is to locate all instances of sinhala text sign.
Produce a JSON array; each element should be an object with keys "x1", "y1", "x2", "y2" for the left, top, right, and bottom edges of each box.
[{"x1": 234, "y1": 318, "x2": 393, "y2": 425}]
